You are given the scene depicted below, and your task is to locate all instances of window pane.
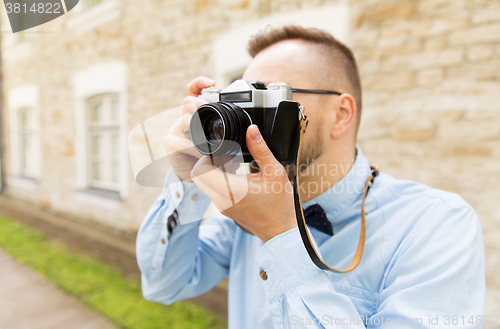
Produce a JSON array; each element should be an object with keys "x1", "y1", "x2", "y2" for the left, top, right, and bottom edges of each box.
[
  {"x1": 91, "y1": 135, "x2": 103, "y2": 156},
  {"x1": 90, "y1": 102, "x2": 104, "y2": 123},
  {"x1": 112, "y1": 162, "x2": 119, "y2": 184},
  {"x1": 21, "y1": 133, "x2": 34, "y2": 176},
  {"x1": 90, "y1": 134, "x2": 105, "y2": 182},
  {"x1": 19, "y1": 108, "x2": 32, "y2": 127},
  {"x1": 91, "y1": 160, "x2": 103, "y2": 181},
  {"x1": 111, "y1": 100, "x2": 119, "y2": 122},
  {"x1": 112, "y1": 134, "x2": 119, "y2": 158}
]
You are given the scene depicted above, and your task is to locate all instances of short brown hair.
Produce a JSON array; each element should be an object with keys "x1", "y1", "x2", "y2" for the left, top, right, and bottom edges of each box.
[{"x1": 247, "y1": 25, "x2": 362, "y2": 129}]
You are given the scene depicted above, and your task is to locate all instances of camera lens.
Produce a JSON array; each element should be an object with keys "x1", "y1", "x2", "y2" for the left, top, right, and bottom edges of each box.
[
  {"x1": 205, "y1": 116, "x2": 224, "y2": 143},
  {"x1": 190, "y1": 102, "x2": 251, "y2": 156}
]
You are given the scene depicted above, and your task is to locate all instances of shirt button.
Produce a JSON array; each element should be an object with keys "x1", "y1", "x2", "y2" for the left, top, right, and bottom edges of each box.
[
  {"x1": 175, "y1": 191, "x2": 180, "y2": 198},
  {"x1": 191, "y1": 193, "x2": 199, "y2": 201},
  {"x1": 259, "y1": 270, "x2": 268, "y2": 281},
  {"x1": 161, "y1": 238, "x2": 165, "y2": 244}
]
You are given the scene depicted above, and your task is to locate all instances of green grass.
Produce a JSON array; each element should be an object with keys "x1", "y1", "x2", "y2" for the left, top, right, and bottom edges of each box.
[{"x1": 0, "y1": 216, "x2": 227, "y2": 329}]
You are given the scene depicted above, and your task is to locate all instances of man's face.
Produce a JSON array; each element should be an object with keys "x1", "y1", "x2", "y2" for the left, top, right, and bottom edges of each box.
[{"x1": 242, "y1": 40, "x2": 335, "y2": 170}]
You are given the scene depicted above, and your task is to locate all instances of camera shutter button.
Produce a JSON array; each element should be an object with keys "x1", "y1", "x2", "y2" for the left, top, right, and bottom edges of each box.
[{"x1": 201, "y1": 86, "x2": 220, "y2": 95}]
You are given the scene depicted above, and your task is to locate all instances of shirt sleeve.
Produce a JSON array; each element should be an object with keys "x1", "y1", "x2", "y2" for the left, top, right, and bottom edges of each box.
[
  {"x1": 136, "y1": 168, "x2": 235, "y2": 305},
  {"x1": 255, "y1": 204, "x2": 485, "y2": 328}
]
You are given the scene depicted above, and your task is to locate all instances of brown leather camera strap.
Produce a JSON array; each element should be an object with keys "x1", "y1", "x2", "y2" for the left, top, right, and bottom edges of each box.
[{"x1": 293, "y1": 115, "x2": 378, "y2": 272}]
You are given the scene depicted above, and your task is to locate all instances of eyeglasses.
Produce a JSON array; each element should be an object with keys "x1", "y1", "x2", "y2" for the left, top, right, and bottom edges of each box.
[{"x1": 291, "y1": 88, "x2": 342, "y2": 95}]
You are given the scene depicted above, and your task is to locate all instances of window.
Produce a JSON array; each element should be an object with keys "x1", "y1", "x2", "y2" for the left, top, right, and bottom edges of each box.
[
  {"x1": 87, "y1": 94, "x2": 120, "y2": 191},
  {"x1": 8, "y1": 85, "x2": 41, "y2": 182},
  {"x1": 18, "y1": 107, "x2": 36, "y2": 178},
  {"x1": 73, "y1": 62, "x2": 127, "y2": 199}
]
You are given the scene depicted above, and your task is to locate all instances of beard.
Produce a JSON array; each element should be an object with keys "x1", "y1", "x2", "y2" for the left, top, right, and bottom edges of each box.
[
  {"x1": 280, "y1": 123, "x2": 324, "y2": 182},
  {"x1": 298, "y1": 123, "x2": 324, "y2": 173}
]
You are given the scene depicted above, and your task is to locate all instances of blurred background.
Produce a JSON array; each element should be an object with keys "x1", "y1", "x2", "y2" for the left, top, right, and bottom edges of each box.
[{"x1": 0, "y1": 0, "x2": 499, "y2": 327}]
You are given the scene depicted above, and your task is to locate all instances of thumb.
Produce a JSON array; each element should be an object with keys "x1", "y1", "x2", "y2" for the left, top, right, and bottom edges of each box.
[{"x1": 246, "y1": 125, "x2": 281, "y2": 175}]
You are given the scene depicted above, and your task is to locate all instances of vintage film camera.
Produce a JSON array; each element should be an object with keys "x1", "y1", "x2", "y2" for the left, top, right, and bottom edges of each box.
[{"x1": 189, "y1": 80, "x2": 303, "y2": 165}]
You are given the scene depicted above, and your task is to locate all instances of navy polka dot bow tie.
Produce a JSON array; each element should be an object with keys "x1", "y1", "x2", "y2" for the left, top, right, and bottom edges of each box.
[{"x1": 303, "y1": 203, "x2": 333, "y2": 236}]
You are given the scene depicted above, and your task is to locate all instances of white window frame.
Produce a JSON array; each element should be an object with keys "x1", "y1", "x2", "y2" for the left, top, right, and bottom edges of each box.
[
  {"x1": 7, "y1": 85, "x2": 41, "y2": 183},
  {"x1": 73, "y1": 62, "x2": 128, "y2": 199},
  {"x1": 212, "y1": 4, "x2": 351, "y2": 88}
]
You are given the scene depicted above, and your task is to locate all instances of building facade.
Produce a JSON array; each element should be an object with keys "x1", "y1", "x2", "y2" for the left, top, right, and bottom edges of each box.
[{"x1": 1, "y1": 0, "x2": 499, "y2": 315}]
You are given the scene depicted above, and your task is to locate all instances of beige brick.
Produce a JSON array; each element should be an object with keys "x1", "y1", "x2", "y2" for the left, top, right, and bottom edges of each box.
[
  {"x1": 364, "y1": 72, "x2": 415, "y2": 91},
  {"x1": 357, "y1": 1, "x2": 414, "y2": 26},
  {"x1": 446, "y1": 62, "x2": 500, "y2": 81},
  {"x1": 379, "y1": 43, "x2": 420, "y2": 59},
  {"x1": 410, "y1": 17, "x2": 469, "y2": 37},
  {"x1": 467, "y1": 44, "x2": 493, "y2": 61},
  {"x1": 390, "y1": 120, "x2": 436, "y2": 141},
  {"x1": 471, "y1": 5, "x2": 500, "y2": 24},
  {"x1": 384, "y1": 48, "x2": 464, "y2": 71},
  {"x1": 424, "y1": 35, "x2": 448, "y2": 51},
  {"x1": 463, "y1": 108, "x2": 500, "y2": 121},
  {"x1": 416, "y1": 0, "x2": 452, "y2": 17},
  {"x1": 352, "y1": 28, "x2": 379, "y2": 48},
  {"x1": 443, "y1": 142, "x2": 492, "y2": 158},
  {"x1": 449, "y1": 23, "x2": 500, "y2": 46},
  {"x1": 486, "y1": 288, "x2": 500, "y2": 318},
  {"x1": 417, "y1": 67, "x2": 444, "y2": 86},
  {"x1": 439, "y1": 121, "x2": 500, "y2": 141},
  {"x1": 357, "y1": 120, "x2": 388, "y2": 141},
  {"x1": 429, "y1": 109, "x2": 465, "y2": 122},
  {"x1": 406, "y1": 20, "x2": 434, "y2": 37},
  {"x1": 358, "y1": 59, "x2": 380, "y2": 75},
  {"x1": 380, "y1": 24, "x2": 409, "y2": 40}
]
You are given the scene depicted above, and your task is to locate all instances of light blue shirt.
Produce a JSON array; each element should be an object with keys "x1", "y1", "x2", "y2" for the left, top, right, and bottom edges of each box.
[{"x1": 136, "y1": 146, "x2": 485, "y2": 328}]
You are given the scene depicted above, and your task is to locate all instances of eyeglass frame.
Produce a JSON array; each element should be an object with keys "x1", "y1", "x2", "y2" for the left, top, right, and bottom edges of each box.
[{"x1": 291, "y1": 88, "x2": 342, "y2": 95}]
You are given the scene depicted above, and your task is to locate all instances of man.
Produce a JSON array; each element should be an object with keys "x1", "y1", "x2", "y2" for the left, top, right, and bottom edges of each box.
[{"x1": 136, "y1": 25, "x2": 485, "y2": 328}]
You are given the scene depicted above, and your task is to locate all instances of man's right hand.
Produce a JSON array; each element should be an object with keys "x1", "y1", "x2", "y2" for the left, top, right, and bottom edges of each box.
[{"x1": 163, "y1": 76, "x2": 216, "y2": 182}]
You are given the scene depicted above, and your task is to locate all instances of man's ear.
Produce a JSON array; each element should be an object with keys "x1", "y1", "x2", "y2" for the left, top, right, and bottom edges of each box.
[{"x1": 330, "y1": 93, "x2": 357, "y2": 139}]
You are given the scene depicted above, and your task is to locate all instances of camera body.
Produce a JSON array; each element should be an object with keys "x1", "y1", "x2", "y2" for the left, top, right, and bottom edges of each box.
[{"x1": 189, "y1": 79, "x2": 303, "y2": 165}]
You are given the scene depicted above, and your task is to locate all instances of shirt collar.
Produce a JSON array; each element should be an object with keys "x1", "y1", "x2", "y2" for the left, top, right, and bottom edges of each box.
[{"x1": 302, "y1": 145, "x2": 371, "y2": 224}]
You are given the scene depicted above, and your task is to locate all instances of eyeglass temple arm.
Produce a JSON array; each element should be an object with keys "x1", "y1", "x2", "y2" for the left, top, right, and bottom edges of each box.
[{"x1": 291, "y1": 88, "x2": 342, "y2": 95}]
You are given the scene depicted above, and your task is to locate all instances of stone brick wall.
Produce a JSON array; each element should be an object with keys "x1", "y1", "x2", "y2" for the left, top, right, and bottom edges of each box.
[
  {"x1": 351, "y1": 0, "x2": 500, "y2": 317},
  {"x1": 1, "y1": 0, "x2": 498, "y2": 318}
]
